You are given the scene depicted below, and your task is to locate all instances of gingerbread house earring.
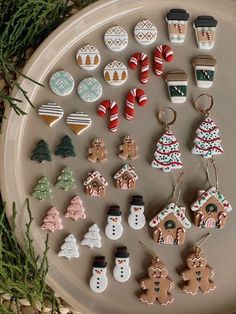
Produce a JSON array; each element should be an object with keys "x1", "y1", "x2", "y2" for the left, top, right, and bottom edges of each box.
[
  {"x1": 151, "y1": 107, "x2": 183, "y2": 172},
  {"x1": 180, "y1": 233, "x2": 216, "y2": 295},
  {"x1": 149, "y1": 172, "x2": 191, "y2": 245}
]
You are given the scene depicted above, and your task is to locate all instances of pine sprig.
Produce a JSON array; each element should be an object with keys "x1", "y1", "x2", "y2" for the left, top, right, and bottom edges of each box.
[{"x1": 0, "y1": 198, "x2": 59, "y2": 313}]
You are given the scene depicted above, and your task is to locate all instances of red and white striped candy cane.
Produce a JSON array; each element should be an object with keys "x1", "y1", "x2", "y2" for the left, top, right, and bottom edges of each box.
[
  {"x1": 202, "y1": 30, "x2": 211, "y2": 41},
  {"x1": 128, "y1": 52, "x2": 150, "y2": 84},
  {"x1": 125, "y1": 88, "x2": 148, "y2": 120},
  {"x1": 98, "y1": 100, "x2": 119, "y2": 132},
  {"x1": 154, "y1": 45, "x2": 174, "y2": 76},
  {"x1": 174, "y1": 23, "x2": 182, "y2": 34}
]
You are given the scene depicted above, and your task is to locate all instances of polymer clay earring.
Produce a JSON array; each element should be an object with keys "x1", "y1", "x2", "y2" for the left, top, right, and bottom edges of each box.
[
  {"x1": 165, "y1": 70, "x2": 188, "y2": 103},
  {"x1": 166, "y1": 9, "x2": 190, "y2": 44},
  {"x1": 149, "y1": 173, "x2": 191, "y2": 245},
  {"x1": 193, "y1": 16, "x2": 217, "y2": 50},
  {"x1": 138, "y1": 241, "x2": 174, "y2": 305},
  {"x1": 191, "y1": 158, "x2": 232, "y2": 229},
  {"x1": 192, "y1": 94, "x2": 223, "y2": 158},
  {"x1": 193, "y1": 55, "x2": 217, "y2": 88},
  {"x1": 151, "y1": 107, "x2": 183, "y2": 172},
  {"x1": 180, "y1": 233, "x2": 216, "y2": 295}
]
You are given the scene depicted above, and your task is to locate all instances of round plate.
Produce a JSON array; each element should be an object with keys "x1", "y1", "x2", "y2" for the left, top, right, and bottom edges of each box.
[{"x1": 1, "y1": 0, "x2": 236, "y2": 313}]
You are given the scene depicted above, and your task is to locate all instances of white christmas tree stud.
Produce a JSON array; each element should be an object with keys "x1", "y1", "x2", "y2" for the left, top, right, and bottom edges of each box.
[
  {"x1": 151, "y1": 130, "x2": 183, "y2": 172},
  {"x1": 81, "y1": 224, "x2": 102, "y2": 249},
  {"x1": 192, "y1": 117, "x2": 223, "y2": 158},
  {"x1": 58, "y1": 234, "x2": 80, "y2": 260},
  {"x1": 64, "y1": 196, "x2": 86, "y2": 221}
]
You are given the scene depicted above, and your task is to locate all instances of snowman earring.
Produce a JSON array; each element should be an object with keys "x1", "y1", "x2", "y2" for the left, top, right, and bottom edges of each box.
[
  {"x1": 128, "y1": 195, "x2": 146, "y2": 230},
  {"x1": 113, "y1": 246, "x2": 131, "y2": 282},
  {"x1": 192, "y1": 94, "x2": 223, "y2": 158},
  {"x1": 89, "y1": 256, "x2": 108, "y2": 293},
  {"x1": 180, "y1": 233, "x2": 216, "y2": 295},
  {"x1": 151, "y1": 107, "x2": 183, "y2": 172},
  {"x1": 105, "y1": 206, "x2": 123, "y2": 240},
  {"x1": 149, "y1": 172, "x2": 191, "y2": 245}
]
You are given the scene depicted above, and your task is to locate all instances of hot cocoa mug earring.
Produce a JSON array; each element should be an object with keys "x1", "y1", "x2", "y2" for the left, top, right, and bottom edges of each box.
[{"x1": 151, "y1": 107, "x2": 183, "y2": 172}]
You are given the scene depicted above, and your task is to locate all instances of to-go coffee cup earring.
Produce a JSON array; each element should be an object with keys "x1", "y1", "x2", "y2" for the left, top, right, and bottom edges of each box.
[{"x1": 151, "y1": 107, "x2": 183, "y2": 172}]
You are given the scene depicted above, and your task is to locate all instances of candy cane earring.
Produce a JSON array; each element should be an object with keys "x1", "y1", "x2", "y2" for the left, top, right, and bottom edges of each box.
[
  {"x1": 151, "y1": 107, "x2": 183, "y2": 172},
  {"x1": 180, "y1": 233, "x2": 216, "y2": 295},
  {"x1": 153, "y1": 45, "x2": 174, "y2": 76},
  {"x1": 192, "y1": 94, "x2": 223, "y2": 158},
  {"x1": 128, "y1": 52, "x2": 150, "y2": 84}
]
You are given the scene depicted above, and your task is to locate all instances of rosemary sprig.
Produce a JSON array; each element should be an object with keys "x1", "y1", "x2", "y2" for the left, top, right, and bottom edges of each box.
[{"x1": 0, "y1": 198, "x2": 58, "y2": 313}]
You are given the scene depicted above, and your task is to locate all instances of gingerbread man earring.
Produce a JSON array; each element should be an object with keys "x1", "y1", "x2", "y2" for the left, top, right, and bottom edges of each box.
[
  {"x1": 180, "y1": 233, "x2": 216, "y2": 295},
  {"x1": 151, "y1": 107, "x2": 183, "y2": 172},
  {"x1": 138, "y1": 241, "x2": 174, "y2": 306}
]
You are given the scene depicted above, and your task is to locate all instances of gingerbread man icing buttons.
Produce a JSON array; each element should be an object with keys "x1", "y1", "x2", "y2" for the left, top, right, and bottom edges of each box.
[
  {"x1": 104, "y1": 25, "x2": 128, "y2": 52},
  {"x1": 103, "y1": 60, "x2": 128, "y2": 86},
  {"x1": 118, "y1": 135, "x2": 139, "y2": 160},
  {"x1": 166, "y1": 9, "x2": 190, "y2": 44},
  {"x1": 88, "y1": 138, "x2": 108, "y2": 163},
  {"x1": 134, "y1": 19, "x2": 158, "y2": 46},
  {"x1": 76, "y1": 44, "x2": 101, "y2": 71},
  {"x1": 49, "y1": 70, "x2": 74, "y2": 96},
  {"x1": 193, "y1": 16, "x2": 217, "y2": 50},
  {"x1": 139, "y1": 256, "x2": 174, "y2": 305},
  {"x1": 38, "y1": 102, "x2": 64, "y2": 127},
  {"x1": 77, "y1": 77, "x2": 102, "y2": 102},
  {"x1": 180, "y1": 246, "x2": 216, "y2": 295}
]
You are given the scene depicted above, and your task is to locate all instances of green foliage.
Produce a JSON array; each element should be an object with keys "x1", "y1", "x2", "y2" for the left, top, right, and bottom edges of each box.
[
  {"x1": 0, "y1": 0, "x2": 97, "y2": 115},
  {"x1": 56, "y1": 166, "x2": 76, "y2": 191},
  {"x1": 31, "y1": 139, "x2": 52, "y2": 163},
  {"x1": 0, "y1": 199, "x2": 60, "y2": 313},
  {"x1": 54, "y1": 135, "x2": 76, "y2": 158},
  {"x1": 31, "y1": 176, "x2": 52, "y2": 201}
]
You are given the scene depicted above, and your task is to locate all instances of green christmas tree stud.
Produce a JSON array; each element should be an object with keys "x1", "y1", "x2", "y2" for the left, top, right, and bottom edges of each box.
[
  {"x1": 55, "y1": 166, "x2": 76, "y2": 191},
  {"x1": 54, "y1": 135, "x2": 76, "y2": 159},
  {"x1": 31, "y1": 139, "x2": 51, "y2": 163},
  {"x1": 31, "y1": 176, "x2": 52, "y2": 200}
]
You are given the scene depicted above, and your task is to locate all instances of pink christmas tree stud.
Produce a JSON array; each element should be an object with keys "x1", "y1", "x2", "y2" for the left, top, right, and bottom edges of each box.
[
  {"x1": 64, "y1": 196, "x2": 86, "y2": 221},
  {"x1": 192, "y1": 117, "x2": 223, "y2": 158},
  {"x1": 41, "y1": 207, "x2": 63, "y2": 232},
  {"x1": 151, "y1": 130, "x2": 183, "y2": 172}
]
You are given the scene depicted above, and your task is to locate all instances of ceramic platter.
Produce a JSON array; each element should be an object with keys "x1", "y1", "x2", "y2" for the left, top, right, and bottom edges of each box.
[{"x1": 1, "y1": 0, "x2": 236, "y2": 313}]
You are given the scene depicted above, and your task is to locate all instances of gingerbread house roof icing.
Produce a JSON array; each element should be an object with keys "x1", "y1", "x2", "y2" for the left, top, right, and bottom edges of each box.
[
  {"x1": 114, "y1": 164, "x2": 138, "y2": 180},
  {"x1": 191, "y1": 186, "x2": 232, "y2": 212},
  {"x1": 149, "y1": 203, "x2": 191, "y2": 229},
  {"x1": 84, "y1": 171, "x2": 108, "y2": 186}
]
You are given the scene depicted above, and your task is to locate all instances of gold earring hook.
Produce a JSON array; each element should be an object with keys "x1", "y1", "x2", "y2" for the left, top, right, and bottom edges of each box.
[
  {"x1": 172, "y1": 172, "x2": 184, "y2": 204},
  {"x1": 193, "y1": 233, "x2": 211, "y2": 256},
  {"x1": 193, "y1": 94, "x2": 214, "y2": 117},
  {"x1": 206, "y1": 157, "x2": 219, "y2": 190},
  {"x1": 157, "y1": 107, "x2": 177, "y2": 130},
  {"x1": 139, "y1": 241, "x2": 159, "y2": 263}
]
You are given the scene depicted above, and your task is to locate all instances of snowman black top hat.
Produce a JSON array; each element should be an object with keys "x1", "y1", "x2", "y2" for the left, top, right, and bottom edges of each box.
[
  {"x1": 108, "y1": 205, "x2": 121, "y2": 216},
  {"x1": 115, "y1": 246, "x2": 129, "y2": 258},
  {"x1": 131, "y1": 195, "x2": 144, "y2": 206},
  {"x1": 166, "y1": 9, "x2": 189, "y2": 21},
  {"x1": 93, "y1": 256, "x2": 107, "y2": 268}
]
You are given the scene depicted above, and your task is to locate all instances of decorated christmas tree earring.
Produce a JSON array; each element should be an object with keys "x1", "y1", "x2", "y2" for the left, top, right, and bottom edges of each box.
[
  {"x1": 192, "y1": 94, "x2": 223, "y2": 158},
  {"x1": 149, "y1": 172, "x2": 191, "y2": 245},
  {"x1": 180, "y1": 233, "x2": 216, "y2": 295},
  {"x1": 151, "y1": 107, "x2": 183, "y2": 172},
  {"x1": 190, "y1": 157, "x2": 232, "y2": 229},
  {"x1": 138, "y1": 241, "x2": 174, "y2": 305}
]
